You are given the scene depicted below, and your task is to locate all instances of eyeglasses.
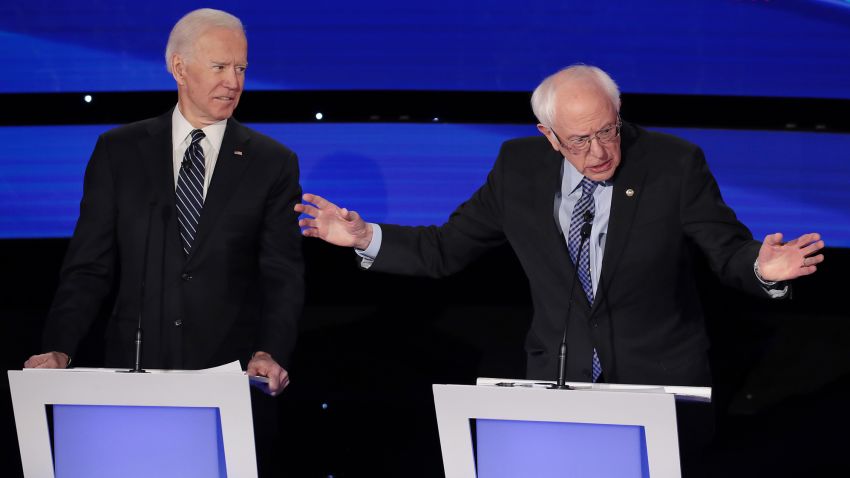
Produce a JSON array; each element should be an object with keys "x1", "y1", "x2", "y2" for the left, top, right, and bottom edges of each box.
[{"x1": 551, "y1": 118, "x2": 622, "y2": 154}]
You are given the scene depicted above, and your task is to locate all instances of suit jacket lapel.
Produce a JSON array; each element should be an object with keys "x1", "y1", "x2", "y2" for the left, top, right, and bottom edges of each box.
[
  {"x1": 534, "y1": 147, "x2": 592, "y2": 313},
  {"x1": 141, "y1": 109, "x2": 184, "y2": 268},
  {"x1": 188, "y1": 119, "x2": 252, "y2": 262},
  {"x1": 592, "y1": 123, "x2": 648, "y2": 314}
]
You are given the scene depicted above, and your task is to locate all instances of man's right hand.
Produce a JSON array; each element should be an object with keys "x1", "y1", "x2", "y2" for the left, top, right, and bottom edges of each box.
[
  {"x1": 295, "y1": 193, "x2": 373, "y2": 250},
  {"x1": 24, "y1": 351, "x2": 70, "y2": 369}
]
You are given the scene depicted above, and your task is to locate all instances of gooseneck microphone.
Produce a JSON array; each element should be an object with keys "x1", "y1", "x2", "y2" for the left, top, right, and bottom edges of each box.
[
  {"x1": 551, "y1": 209, "x2": 594, "y2": 389},
  {"x1": 127, "y1": 202, "x2": 156, "y2": 373}
]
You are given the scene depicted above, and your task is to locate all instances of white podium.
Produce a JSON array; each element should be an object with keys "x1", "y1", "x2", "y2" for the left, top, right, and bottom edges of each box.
[
  {"x1": 8, "y1": 365, "x2": 257, "y2": 478},
  {"x1": 433, "y1": 378, "x2": 711, "y2": 478}
]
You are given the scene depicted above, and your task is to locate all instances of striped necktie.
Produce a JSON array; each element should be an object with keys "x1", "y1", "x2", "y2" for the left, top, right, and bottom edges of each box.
[
  {"x1": 567, "y1": 177, "x2": 603, "y2": 382},
  {"x1": 176, "y1": 129, "x2": 206, "y2": 256}
]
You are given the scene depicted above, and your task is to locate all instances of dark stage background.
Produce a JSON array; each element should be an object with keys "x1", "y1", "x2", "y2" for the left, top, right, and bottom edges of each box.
[{"x1": 3, "y1": 1, "x2": 850, "y2": 477}]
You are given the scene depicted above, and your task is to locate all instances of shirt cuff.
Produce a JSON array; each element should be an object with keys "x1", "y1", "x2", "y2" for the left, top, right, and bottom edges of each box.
[
  {"x1": 753, "y1": 259, "x2": 789, "y2": 298},
  {"x1": 355, "y1": 223, "x2": 382, "y2": 269}
]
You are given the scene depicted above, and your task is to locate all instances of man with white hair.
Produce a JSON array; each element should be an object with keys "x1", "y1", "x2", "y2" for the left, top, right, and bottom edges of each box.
[
  {"x1": 26, "y1": 8, "x2": 304, "y2": 397},
  {"x1": 296, "y1": 64, "x2": 824, "y2": 387}
]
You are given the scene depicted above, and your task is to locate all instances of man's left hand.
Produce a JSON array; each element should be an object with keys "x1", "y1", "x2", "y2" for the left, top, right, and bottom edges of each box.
[
  {"x1": 247, "y1": 351, "x2": 290, "y2": 396},
  {"x1": 757, "y1": 232, "x2": 825, "y2": 282}
]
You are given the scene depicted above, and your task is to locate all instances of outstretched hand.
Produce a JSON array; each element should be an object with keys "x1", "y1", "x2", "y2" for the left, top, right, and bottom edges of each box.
[
  {"x1": 757, "y1": 232, "x2": 824, "y2": 282},
  {"x1": 294, "y1": 193, "x2": 373, "y2": 250}
]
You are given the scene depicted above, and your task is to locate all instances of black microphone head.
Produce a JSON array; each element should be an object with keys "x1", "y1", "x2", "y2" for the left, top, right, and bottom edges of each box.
[
  {"x1": 181, "y1": 157, "x2": 190, "y2": 170},
  {"x1": 583, "y1": 210, "x2": 594, "y2": 223}
]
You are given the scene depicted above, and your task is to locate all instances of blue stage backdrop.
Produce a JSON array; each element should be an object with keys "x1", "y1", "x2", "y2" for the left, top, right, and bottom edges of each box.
[
  {"x1": 0, "y1": 123, "x2": 847, "y2": 247},
  {"x1": 1, "y1": 0, "x2": 849, "y2": 98}
]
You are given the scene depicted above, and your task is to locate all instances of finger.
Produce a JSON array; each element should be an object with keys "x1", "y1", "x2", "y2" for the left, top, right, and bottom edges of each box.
[
  {"x1": 34, "y1": 358, "x2": 58, "y2": 369},
  {"x1": 302, "y1": 228, "x2": 320, "y2": 238},
  {"x1": 801, "y1": 240, "x2": 825, "y2": 256},
  {"x1": 246, "y1": 358, "x2": 268, "y2": 377},
  {"x1": 798, "y1": 265, "x2": 818, "y2": 277},
  {"x1": 298, "y1": 218, "x2": 317, "y2": 228},
  {"x1": 297, "y1": 204, "x2": 323, "y2": 218},
  {"x1": 805, "y1": 253, "x2": 825, "y2": 266},
  {"x1": 303, "y1": 194, "x2": 331, "y2": 208},
  {"x1": 763, "y1": 232, "x2": 783, "y2": 246},
  {"x1": 797, "y1": 233, "x2": 822, "y2": 248},
  {"x1": 23, "y1": 355, "x2": 44, "y2": 368}
]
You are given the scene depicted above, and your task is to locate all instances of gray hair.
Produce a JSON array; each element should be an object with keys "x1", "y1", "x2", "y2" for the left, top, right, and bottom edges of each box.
[
  {"x1": 165, "y1": 8, "x2": 245, "y2": 73},
  {"x1": 530, "y1": 64, "x2": 621, "y2": 128}
]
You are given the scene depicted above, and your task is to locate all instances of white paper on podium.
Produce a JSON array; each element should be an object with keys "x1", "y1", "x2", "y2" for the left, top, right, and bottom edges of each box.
[
  {"x1": 476, "y1": 377, "x2": 711, "y2": 402},
  {"x1": 30, "y1": 359, "x2": 246, "y2": 375}
]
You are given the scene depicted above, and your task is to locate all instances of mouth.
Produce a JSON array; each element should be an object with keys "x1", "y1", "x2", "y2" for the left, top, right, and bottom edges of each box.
[
  {"x1": 213, "y1": 96, "x2": 236, "y2": 103},
  {"x1": 587, "y1": 159, "x2": 613, "y2": 175}
]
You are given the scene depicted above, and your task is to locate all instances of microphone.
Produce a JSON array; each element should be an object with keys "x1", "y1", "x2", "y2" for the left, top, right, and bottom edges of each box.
[
  {"x1": 127, "y1": 202, "x2": 156, "y2": 373},
  {"x1": 181, "y1": 156, "x2": 190, "y2": 171},
  {"x1": 551, "y1": 207, "x2": 594, "y2": 389}
]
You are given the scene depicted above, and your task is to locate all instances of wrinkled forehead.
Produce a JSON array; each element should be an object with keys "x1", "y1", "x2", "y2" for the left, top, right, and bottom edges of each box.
[{"x1": 551, "y1": 84, "x2": 618, "y2": 134}]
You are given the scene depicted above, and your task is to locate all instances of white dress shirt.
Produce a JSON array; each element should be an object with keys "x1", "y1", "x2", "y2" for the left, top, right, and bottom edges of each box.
[{"x1": 171, "y1": 106, "x2": 227, "y2": 199}]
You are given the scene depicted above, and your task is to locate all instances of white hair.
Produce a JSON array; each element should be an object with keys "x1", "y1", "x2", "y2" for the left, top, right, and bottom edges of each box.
[
  {"x1": 165, "y1": 8, "x2": 245, "y2": 73},
  {"x1": 530, "y1": 64, "x2": 621, "y2": 128}
]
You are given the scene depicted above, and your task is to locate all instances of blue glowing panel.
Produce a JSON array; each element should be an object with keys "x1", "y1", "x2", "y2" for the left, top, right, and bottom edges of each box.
[
  {"x1": 476, "y1": 419, "x2": 649, "y2": 478},
  {"x1": 655, "y1": 128, "x2": 850, "y2": 247},
  {"x1": 0, "y1": 124, "x2": 848, "y2": 248},
  {"x1": 0, "y1": 125, "x2": 108, "y2": 238},
  {"x1": 52, "y1": 405, "x2": 226, "y2": 478},
  {"x1": 1, "y1": 1, "x2": 849, "y2": 97}
]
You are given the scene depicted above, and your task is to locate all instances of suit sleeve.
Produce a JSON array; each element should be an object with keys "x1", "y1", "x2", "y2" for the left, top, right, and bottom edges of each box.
[
  {"x1": 371, "y1": 145, "x2": 509, "y2": 278},
  {"x1": 43, "y1": 135, "x2": 118, "y2": 357},
  {"x1": 679, "y1": 146, "x2": 767, "y2": 296},
  {"x1": 254, "y1": 148, "x2": 305, "y2": 368}
]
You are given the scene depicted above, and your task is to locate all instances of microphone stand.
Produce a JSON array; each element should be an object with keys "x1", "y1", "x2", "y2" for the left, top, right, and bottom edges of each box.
[
  {"x1": 550, "y1": 210, "x2": 594, "y2": 389},
  {"x1": 126, "y1": 202, "x2": 156, "y2": 373}
]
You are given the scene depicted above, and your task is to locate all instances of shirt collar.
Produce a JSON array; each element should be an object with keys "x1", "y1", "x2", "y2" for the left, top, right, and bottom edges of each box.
[
  {"x1": 563, "y1": 159, "x2": 612, "y2": 195},
  {"x1": 171, "y1": 105, "x2": 228, "y2": 153}
]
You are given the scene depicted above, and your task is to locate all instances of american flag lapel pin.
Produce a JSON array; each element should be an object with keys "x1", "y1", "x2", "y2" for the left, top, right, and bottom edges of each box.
[{"x1": 234, "y1": 150, "x2": 243, "y2": 156}]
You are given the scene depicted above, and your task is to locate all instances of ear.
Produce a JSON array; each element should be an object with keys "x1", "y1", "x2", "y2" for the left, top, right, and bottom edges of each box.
[
  {"x1": 171, "y1": 55, "x2": 187, "y2": 86},
  {"x1": 537, "y1": 124, "x2": 561, "y2": 152}
]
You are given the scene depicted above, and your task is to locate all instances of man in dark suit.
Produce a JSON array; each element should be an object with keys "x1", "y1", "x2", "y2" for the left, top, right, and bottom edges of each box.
[
  {"x1": 295, "y1": 64, "x2": 823, "y2": 387},
  {"x1": 25, "y1": 8, "x2": 304, "y2": 396}
]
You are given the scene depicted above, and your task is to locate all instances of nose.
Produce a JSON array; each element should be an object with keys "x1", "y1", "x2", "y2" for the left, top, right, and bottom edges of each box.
[
  {"x1": 588, "y1": 136, "x2": 606, "y2": 158},
  {"x1": 222, "y1": 67, "x2": 240, "y2": 89}
]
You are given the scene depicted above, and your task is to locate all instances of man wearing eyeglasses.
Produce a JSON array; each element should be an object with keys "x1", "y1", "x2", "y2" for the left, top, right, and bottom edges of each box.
[{"x1": 296, "y1": 64, "x2": 824, "y2": 388}]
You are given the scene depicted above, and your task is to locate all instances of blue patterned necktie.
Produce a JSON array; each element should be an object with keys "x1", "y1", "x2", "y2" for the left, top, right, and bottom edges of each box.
[
  {"x1": 567, "y1": 177, "x2": 603, "y2": 382},
  {"x1": 176, "y1": 129, "x2": 206, "y2": 256}
]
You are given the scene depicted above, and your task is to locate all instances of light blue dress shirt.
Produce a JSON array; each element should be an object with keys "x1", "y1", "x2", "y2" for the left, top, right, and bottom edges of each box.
[{"x1": 555, "y1": 162, "x2": 613, "y2": 297}]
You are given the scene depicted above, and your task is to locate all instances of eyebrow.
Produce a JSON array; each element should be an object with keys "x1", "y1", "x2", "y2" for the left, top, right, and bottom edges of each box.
[{"x1": 568, "y1": 122, "x2": 617, "y2": 139}]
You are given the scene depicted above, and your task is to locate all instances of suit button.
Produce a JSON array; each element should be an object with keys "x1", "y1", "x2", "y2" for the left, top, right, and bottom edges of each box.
[
  {"x1": 592, "y1": 321, "x2": 598, "y2": 328},
  {"x1": 174, "y1": 319, "x2": 183, "y2": 327},
  {"x1": 181, "y1": 272, "x2": 192, "y2": 281}
]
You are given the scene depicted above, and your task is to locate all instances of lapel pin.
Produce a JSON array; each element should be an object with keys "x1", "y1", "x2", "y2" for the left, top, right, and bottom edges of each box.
[
  {"x1": 234, "y1": 150, "x2": 243, "y2": 156},
  {"x1": 625, "y1": 188, "x2": 635, "y2": 197}
]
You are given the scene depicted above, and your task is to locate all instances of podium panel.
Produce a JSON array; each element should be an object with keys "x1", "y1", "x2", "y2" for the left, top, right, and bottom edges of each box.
[
  {"x1": 8, "y1": 367, "x2": 257, "y2": 478},
  {"x1": 433, "y1": 382, "x2": 692, "y2": 478},
  {"x1": 476, "y1": 418, "x2": 649, "y2": 478},
  {"x1": 52, "y1": 405, "x2": 225, "y2": 478}
]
